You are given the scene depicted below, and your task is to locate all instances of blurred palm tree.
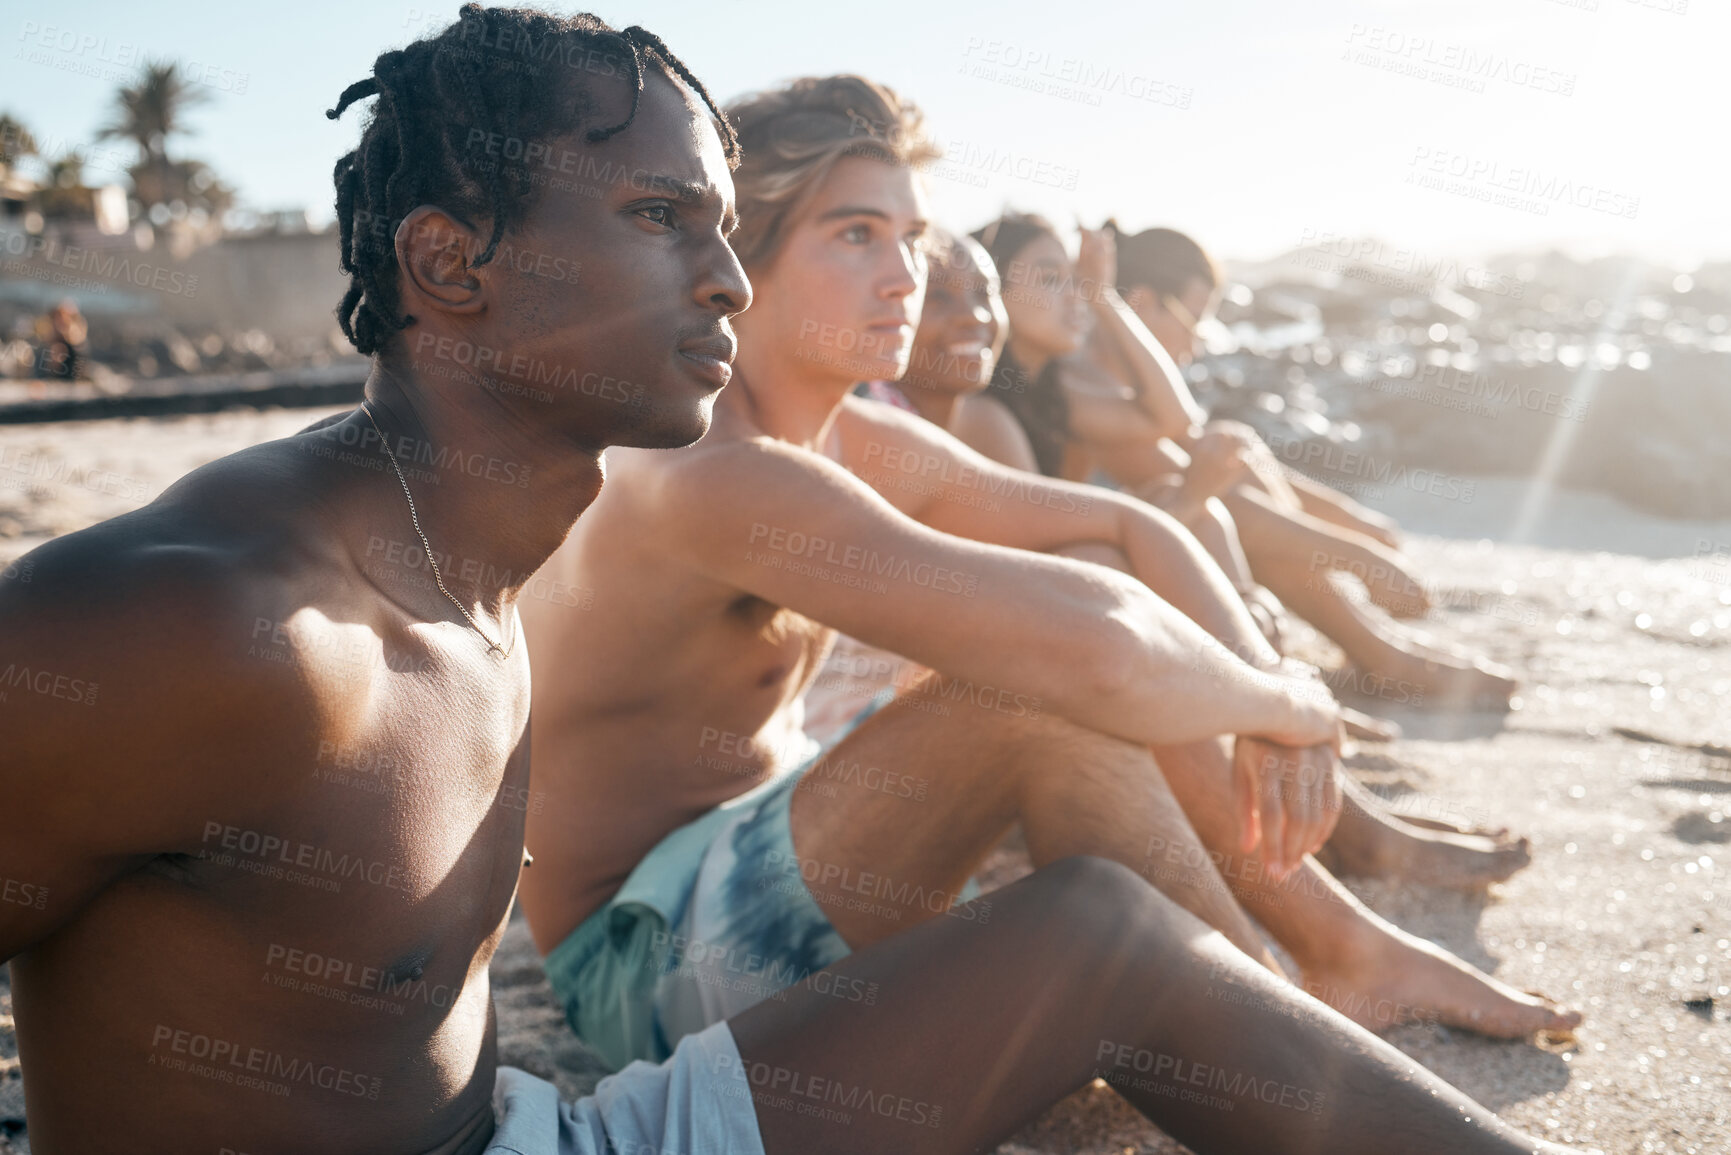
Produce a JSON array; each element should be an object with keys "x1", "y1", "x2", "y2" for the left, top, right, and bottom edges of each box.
[
  {"x1": 99, "y1": 62, "x2": 209, "y2": 166},
  {"x1": 39, "y1": 152, "x2": 92, "y2": 217},
  {"x1": 98, "y1": 63, "x2": 230, "y2": 215},
  {"x1": 0, "y1": 112, "x2": 37, "y2": 171}
]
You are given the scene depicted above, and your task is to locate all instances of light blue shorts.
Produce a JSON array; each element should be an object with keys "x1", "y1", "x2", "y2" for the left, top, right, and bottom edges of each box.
[
  {"x1": 542, "y1": 732, "x2": 857, "y2": 1071},
  {"x1": 487, "y1": 1020, "x2": 764, "y2": 1155},
  {"x1": 544, "y1": 690, "x2": 977, "y2": 1070}
]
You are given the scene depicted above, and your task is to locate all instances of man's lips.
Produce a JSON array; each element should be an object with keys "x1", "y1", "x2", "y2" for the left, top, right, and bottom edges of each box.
[
  {"x1": 676, "y1": 334, "x2": 735, "y2": 388},
  {"x1": 677, "y1": 334, "x2": 736, "y2": 362},
  {"x1": 864, "y1": 321, "x2": 915, "y2": 356}
]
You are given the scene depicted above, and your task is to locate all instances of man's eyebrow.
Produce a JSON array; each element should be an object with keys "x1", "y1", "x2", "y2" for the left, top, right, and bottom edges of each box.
[
  {"x1": 814, "y1": 207, "x2": 931, "y2": 235},
  {"x1": 814, "y1": 205, "x2": 891, "y2": 224},
  {"x1": 633, "y1": 176, "x2": 711, "y2": 203}
]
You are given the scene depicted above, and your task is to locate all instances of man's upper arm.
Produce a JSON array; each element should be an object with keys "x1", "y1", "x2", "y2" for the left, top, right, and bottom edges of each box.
[
  {"x1": 836, "y1": 400, "x2": 1127, "y2": 554},
  {"x1": 644, "y1": 437, "x2": 1137, "y2": 704},
  {"x1": 0, "y1": 530, "x2": 297, "y2": 962}
]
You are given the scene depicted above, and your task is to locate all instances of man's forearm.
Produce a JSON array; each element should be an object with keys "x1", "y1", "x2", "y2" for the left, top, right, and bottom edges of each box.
[{"x1": 1085, "y1": 603, "x2": 1331, "y2": 749}]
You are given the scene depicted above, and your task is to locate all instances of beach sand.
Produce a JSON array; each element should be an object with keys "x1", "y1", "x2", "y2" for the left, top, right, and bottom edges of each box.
[{"x1": 2, "y1": 407, "x2": 1727, "y2": 1154}]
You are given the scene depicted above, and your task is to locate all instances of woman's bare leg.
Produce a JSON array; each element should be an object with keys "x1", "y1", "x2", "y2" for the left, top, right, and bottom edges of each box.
[
  {"x1": 1054, "y1": 522, "x2": 1278, "y2": 652},
  {"x1": 1263, "y1": 565, "x2": 1516, "y2": 709},
  {"x1": 1227, "y1": 488, "x2": 1432, "y2": 619},
  {"x1": 1284, "y1": 468, "x2": 1405, "y2": 548}
]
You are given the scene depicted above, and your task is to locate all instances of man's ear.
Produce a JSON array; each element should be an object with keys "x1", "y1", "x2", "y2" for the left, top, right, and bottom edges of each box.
[{"x1": 395, "y1": 205, "x2": 489, "y2": 317}]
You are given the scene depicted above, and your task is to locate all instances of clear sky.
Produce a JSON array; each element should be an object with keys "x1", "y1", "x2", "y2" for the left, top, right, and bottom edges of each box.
[{"x1": 4, "y1": 0, "x2": 1723, "y2": 266}]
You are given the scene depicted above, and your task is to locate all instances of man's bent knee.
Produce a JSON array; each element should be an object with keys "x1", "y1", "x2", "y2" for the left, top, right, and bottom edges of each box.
[{"x1": 1024, "y1": 856, "x2": 1187, "y2": 939}]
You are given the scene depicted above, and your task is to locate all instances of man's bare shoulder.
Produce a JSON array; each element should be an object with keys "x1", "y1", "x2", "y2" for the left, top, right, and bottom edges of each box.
[
  {"x1": 835, "y1": 390, "x2": 970, "y2": 445},
  {"x1": 836, "y1": 391, "x2": 930, "y2": 435},
  {"x1": 0, "y1": 436, "x2": 379, "y2": 957},
  {"x1": 834, "y1": 392, "x2": 1011, "y2": 475},
  {"x1": 1, "y1": 436, "x2": 352, "y2": 758},
  {"x1": 616, "y1": 426, "x2": 872, "y2": 519},
  {"x1": 596, "y1": 422, "x2": 902, "y2": 594}
]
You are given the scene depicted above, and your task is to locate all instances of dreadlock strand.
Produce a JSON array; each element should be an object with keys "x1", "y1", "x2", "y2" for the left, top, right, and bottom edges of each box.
[
  {"x1": 357, "y1": 88, "x2": 406, "y2": 348},
  {"x1": 331, "y1": 154, "x2": 359, "y2": 275},
  {"x1": 326, "y1": 77, "x2": 380, "y2": 120},
  {"x1": 326, "y1": 8, "x2": 727, "y2": 355},
  {"x1": 622, "y1": 27, "x2": 739, "y2": 163},
  {"x1": 447, "y1": 39, "x2": 512, "y2": 267},
  {"x1": 585, "y1": 33, "x2": 644, "y2": 145}
]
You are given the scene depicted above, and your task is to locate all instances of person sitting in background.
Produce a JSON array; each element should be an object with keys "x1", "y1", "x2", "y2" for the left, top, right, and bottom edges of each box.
[
  {"x1": 833, "y1": 227, "x2": 1532, "y2": 892},
  {"x1": 1102, "y1": 224, "x2": 1403, "y2": 546},
  {"x1": 970, "y1": 213, "x2": 1519, "y2": 711},
  {"x1": 34, "y1": 298, "x2": 87, "y2": 381}
]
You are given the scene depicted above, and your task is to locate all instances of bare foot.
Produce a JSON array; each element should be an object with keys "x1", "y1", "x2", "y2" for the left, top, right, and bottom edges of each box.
[
  {"x1": 1300, "y1": 922, "x2": 1581, "y2": 1038},
  {"x1": 1398, "y1": 812, "x2": 1506, "y2": 837},
  {"x1": 1341, "y1": 707, "x2": 1401, "y2": 742},
  {"x1": 1321, "y1": 815, "x2": 1532, "y2": 890},
  {"x1": 1350, "y1": 545, "x2": 1431, "y2": 620},
  {"x1": 1332, "y1": 652, "x2": 1517, "y2": 711}
]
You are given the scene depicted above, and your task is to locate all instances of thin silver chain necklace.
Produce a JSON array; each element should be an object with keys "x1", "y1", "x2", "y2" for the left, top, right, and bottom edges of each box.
[{"x1": 360, "y1": 402, "x2": 515, "y2": 658}]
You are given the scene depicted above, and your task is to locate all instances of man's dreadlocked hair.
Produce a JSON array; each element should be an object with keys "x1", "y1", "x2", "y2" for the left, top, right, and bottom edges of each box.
[{"x1": 325, "y1": 4, "x2": 739, "y2": 356}]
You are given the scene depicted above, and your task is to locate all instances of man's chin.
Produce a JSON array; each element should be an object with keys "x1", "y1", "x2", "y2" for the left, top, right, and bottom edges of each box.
[{"x1": 606, "y1": 405, "x2": 713, "y2": 450}]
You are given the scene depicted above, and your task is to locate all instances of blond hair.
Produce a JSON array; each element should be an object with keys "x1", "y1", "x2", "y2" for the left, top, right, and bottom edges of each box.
[{"x1": 725, "y1": 75, "x2": 939, "y2": 270}]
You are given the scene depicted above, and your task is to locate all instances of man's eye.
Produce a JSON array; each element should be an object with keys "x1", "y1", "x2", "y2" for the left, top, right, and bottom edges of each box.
[
  {"x1": 638, "y1": 204, "x2": 675, "y2": 227},
  {"x1": 842, "y1": 224, "x2": 870, "y2": 244}
]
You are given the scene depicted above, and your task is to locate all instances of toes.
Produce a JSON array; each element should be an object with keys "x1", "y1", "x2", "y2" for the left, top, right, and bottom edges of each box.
[
  {"x1": 1530, "y1": 993, "x2": 1584, "y2": 1032},
  {"x1": 1478, "y1": 993, "x2": 1582, "y2": 1039}
]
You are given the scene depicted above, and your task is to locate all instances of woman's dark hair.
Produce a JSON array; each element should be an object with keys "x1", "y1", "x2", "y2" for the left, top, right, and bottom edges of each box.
[
  {"x1": 971, "y1": 213, "x2": 1069, "y2": 478},
  {"x1": 325, "y1": 4, "x2": 737, "y2": 355},
  {"x1": 1107, "y1": 221, "x2": 1220, "y2": 300}
]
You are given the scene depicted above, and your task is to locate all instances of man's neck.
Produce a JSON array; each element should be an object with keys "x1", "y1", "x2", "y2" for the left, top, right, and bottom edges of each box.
[
  {"x1": 725, "y1": 340, "x2": 856, "y2": 451},
  {"x1": 346, "y1": 363, "x2": 604, "y2": 617}
]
